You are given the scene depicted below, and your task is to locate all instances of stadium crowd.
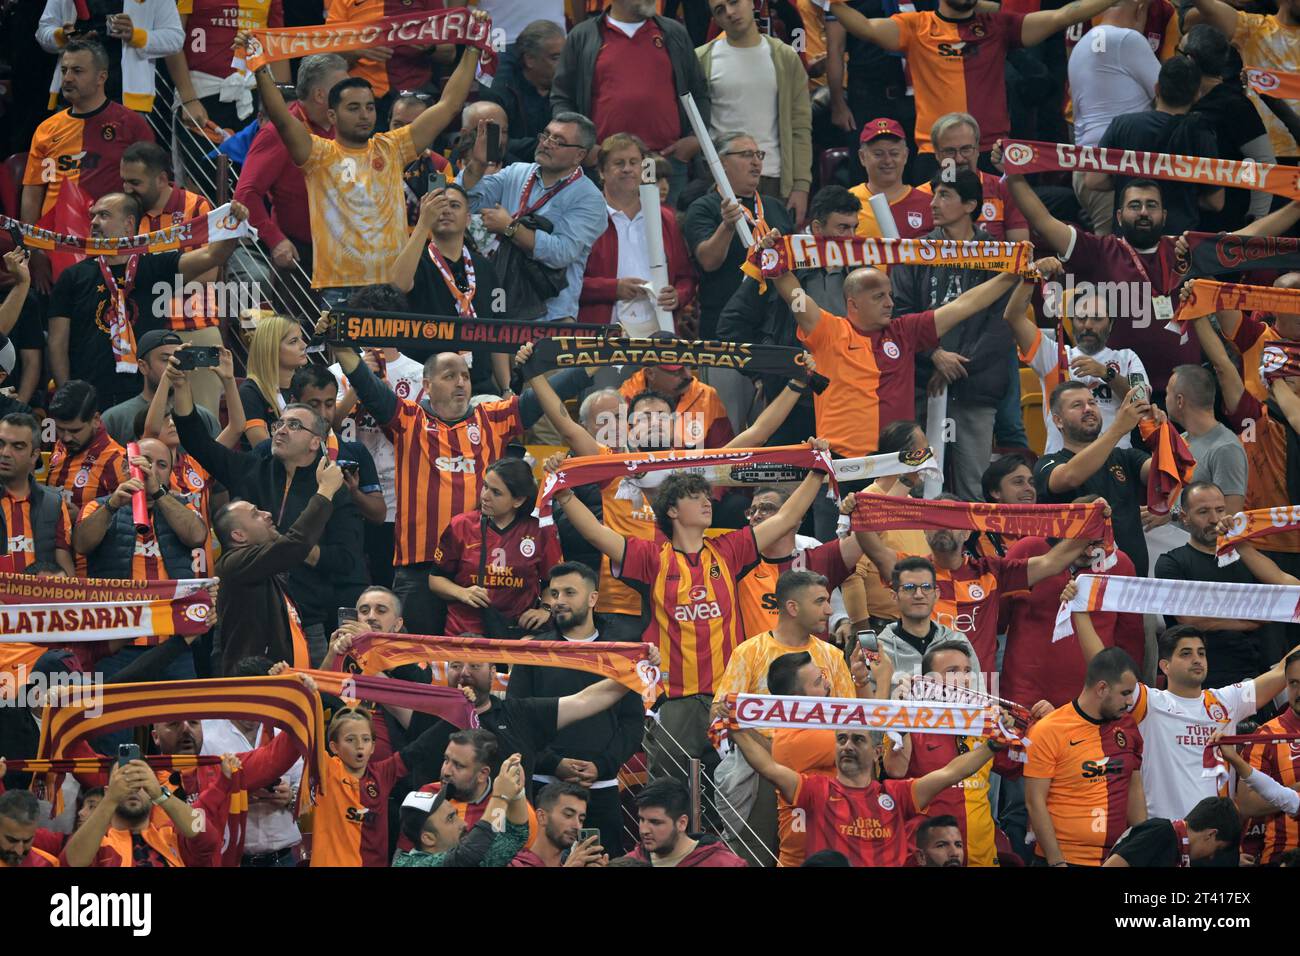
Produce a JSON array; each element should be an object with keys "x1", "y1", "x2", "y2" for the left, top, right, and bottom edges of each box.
[{"x1": 3, "y1": 0, "x2": 1300, "y2": 871}]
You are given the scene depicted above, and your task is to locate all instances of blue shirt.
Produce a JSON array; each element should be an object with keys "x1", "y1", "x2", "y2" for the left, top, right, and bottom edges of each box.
[{"x1": 460, "y1": 162, "x2": 607, "y2": 322}]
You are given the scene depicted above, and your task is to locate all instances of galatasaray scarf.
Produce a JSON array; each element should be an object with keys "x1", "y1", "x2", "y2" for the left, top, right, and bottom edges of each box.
[
  {"x1": 710, "y1": 693, "x2": 1025, "y2": 746},
  {"x1": 614, "y1": 446, "x2": 939, "y2": 489},
  {"x1": 535, "y1": 444, "x2": 837, "y2": 525},
  {"x1": 1216, "y1": 507, "x2": 1300, "y2": 565},
  {"x1": 330, "y1": 633, "x2": 663, "y2": 707},
  {"x1": 522, "y1": 335, "x2": 829, "y2": 393},
  {"x1": 741, "y1": 234, "x2": 1038, "y2": 286},
  {"x1": 1245, "y1": 67, "x2": 1300, "y2": 100},
  {"x1": 1138, "y1": 419, "x2": 1197, "y2": 516},
  {"x1": 1054, "y1": 574, "x2": 1300, "y2": 641},
  {"x1": 906, "y1": 676, "x2": 1032, "y2": 731},
  {"x1": 233, "y1": 7, "x2": 497, "y2": 77},
  {"x1": 1183, "y1": 232, "x2": 1300, "y2": 279},
  {"x1": 1203, "y1": 731, "x2": 1300, "y2": 780},
  {"x1": 0, "y1": 205, "x2": 256, "y2": 257},
  {"x1": 326, "y1": 309, "x2": 610, "y2": 353},
  {"x1": 36, "y1": 676, "x2": 326, "y2": 815},
  {"x1": 1259, "y1": 341, "x2": 1300, "y2": 385},
  {"x1": 1169, "y1": 279, "x2": 1300, "y2": 342},
  {"x1": 999, "y1": 139, "x2": 1298, "y2": 200},
  {"x1": 289, "y1": 668, "x2": 479, "y2": 729},
  {"x1": 849, "y1": 492, "x2": 1114, "y2": 547},
  {"x1": 0, "y1": 574, "x2": 215, "y2": 643}
]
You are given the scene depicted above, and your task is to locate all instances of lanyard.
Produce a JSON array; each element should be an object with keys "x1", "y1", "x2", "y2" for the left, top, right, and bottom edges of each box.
[
  {"x1": 513, "y1": 165, "x2": 582, "y2": 220},
  {"x1": 427, "y1": 242, "x2": 476, "y2": 318}
]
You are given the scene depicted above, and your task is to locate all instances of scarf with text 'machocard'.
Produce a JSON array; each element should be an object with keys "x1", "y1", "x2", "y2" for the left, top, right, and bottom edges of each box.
[
  {"x1": 849, "y1": 492, "x2": 1114, "y2": 549},
  {"x1": 536, "y1": 444, "x2": 837, "y2": 526},
  {"x1": 233, "y1": 6, "x2": 497, "y2": 76},
  {"x1": 521, "y1": 335, "x2": 829, "y2": 393},
  {"x1": 0, "y1": 206, "x2": 255, "y2": 257},
  {"x1": 1138, "y1": 419, "x2": 1197, "y2": 516},
  {"x1": 36, "y1": 675, "x2": 326, "y2": 817},
  {"x1": 740, "y1": 234, "x2": 1039, "y2": 289},
  {"x1": 289, "y1": 668, "x2": 479, "y2": 729},
  {"x1": 0, "y1": 573, "x2": 215, "y2": 643},
  {"x1": 1216, "y1": 506, "x2": 1300, "y2": 566},
  {"x1": 1169, "y1": 279, "x2": 1300, "y2": 343},
  {"x1": 329, "y1": 633, "x2": 663, "y2": 707},
  {"x1": 1054, "y1": 574, "x2": 1300, "y2": 641}
]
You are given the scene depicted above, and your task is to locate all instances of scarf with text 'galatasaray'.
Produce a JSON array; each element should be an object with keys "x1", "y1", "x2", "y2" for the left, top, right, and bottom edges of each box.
[
  {"x1": 1054, "y1": 574, "x2": 1300, "y2": 641},
  {"x1": 740, "y1": 235, "x2": 1038, "y2": 291},
  {"x1": 536, "y1": 444, "x2": 837, "y2": 526},
  {"x1": 327, "y1": 309, "x2": 611, "y2": 353},
  {"x1": 709, "y1": 694, "x2": 1026, "y2": 749},
  {"x1": 0, "y1": 206, "x2": 255, "y2": 257},
  {"x1": 8, "y1": 755, "x2": 247, "y2": 858},
  {"x1": 1216, "y1": 507, "x2": 1300, "y2": 566},
  {"x1": 849, "y1": 493, "x2": 1116, "y2": 568},
  {"x1": 999, "y1": 139, "x2": 1300, "y2": 200},
  {"x1": 1138, "y1": 418, "x2": 1196, "y2": 516},
  {"x1": 36, "y1": 676, "x2": 326, "y2": 816},
  {"x1": 0, "y1": 574, "x2": 215, "y2": 642},
  {"x1": 233, "y1": 7, "x2": 497, "y2": 76},
  {"x1": 288, "y1": 668, "x2": 478, "y2": 729},
  {"x1": 1183, "y1": 232, "x2": 1300, "y2": 279},
  {"x1": 1169, "y1": 280, "x2": 1300, "y2": 343},
  {"x1": 329, "y1": 633, "x2": 663, "y2": 708},
  {"x1": 521, "y1": 336, "x2": 829, "y2": 393}
]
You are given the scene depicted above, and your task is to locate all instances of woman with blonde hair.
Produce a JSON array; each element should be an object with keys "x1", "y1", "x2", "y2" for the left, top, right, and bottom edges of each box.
[{"x1": 239, "y1": 315, "x2": 309, "y2": 447}]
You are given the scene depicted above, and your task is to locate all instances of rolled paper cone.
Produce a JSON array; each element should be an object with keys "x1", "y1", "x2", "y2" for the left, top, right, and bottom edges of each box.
[
  {"x1": 680, "y1": 93, "x2": 755, "y2": 248},
  {"x1": 639, "y1": 183, "x2": 675, "y2": 335},
  {"x1": 923, "y1": 391, "x2": 947, "y2": 499},
  {"x1": 126, "y1": 441, "x2": 151, "y2": 535},
  {"x1": 868, "y1": 192, "x2": 901, "y2": 239}
]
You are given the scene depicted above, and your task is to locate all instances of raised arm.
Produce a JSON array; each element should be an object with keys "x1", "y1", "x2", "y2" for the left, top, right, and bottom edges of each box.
[
  {"x1": 729, "y1": 367, "x2": 813, "y2": 448},
  {"x1": 731, "y1": 728, "x2": 801, "y2": 804},
  {"x1": 0, "y1": 250, "x2": 30, "y2": 335},
  {"x1": 1189, "y1": 0, "x2": 1242, "y2": 40},
  {"x1": 912, "y1": 742, "x2": 998, "y2": 810},
  {"x1": 1045, "y1": 390, "x2": 1145, "y2": 494},
  {"x1": 1067, "y1": 584, "x2": 1107, "y2": 664},
  {"x1": 1026, "y1": 536, "x2": 1092, "y2": 587},
  {"x1": 213, "y1": 348, "x2": 245, "y2": 448},
  {"x1": 758, "y1": 231, "x2": 822, "y2": 335},
  {"x1": 240, "y1": 33, "x2": 313, "y2": 166},
  {"x1": 406, "y1": 41, "x2": 482, "y2": 154},
  {"x1": 63, "y1": 762, "x2": 130, "y2": 867},
  {"x1": 1270, "y1": 377, "x2": 1300, "y2": 436},
  {"x1": 1189, "y1": 313, "x2": 1244, "y2": 414},
  {"x1": 1002, "y1": 271, "x2": 1042, "y2": 357},
  {"x1": 998, "y1": 167, "x2": 1074, "y2": 255},
  {"x1": 177, "y1": 202, "x2": 250, "y2": 280},
  {"x1": 1234, "y1": 197, "x2": 1300, "y2": 238},
  {"x1": 393, "y1": 192, "x2": 440, "y2": 293},
  {"x1": 933, "y1": 272, "x2": 1021, "y2": 337},
  {"x1": 522, "y1": 346, "x2": 601, "y2": 457},
  {"x1": 1218, "y1": 736, "x2": 1300, "y2": 818},
  {"x1": 548, "y1": 455, "x2": 626, "y2": 565},
  {"x1": 557, "y1": 675, "x2": 639, "y2": 730},
  {"x1": 752, "y1": 450, "x2": 829, "y2": 553},
  {"x1": 1021, "y1": 0, "x2": 1122, "y2": 48}
]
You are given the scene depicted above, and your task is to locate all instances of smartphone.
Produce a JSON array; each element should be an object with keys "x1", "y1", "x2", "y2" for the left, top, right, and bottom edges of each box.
[
  {"x1": 337, "y1": 459, "x2": 360, "y2": 476},
  {"x1": 6, "y1": 224, "x2": 24, "y2": 251},
  {"x1": 578, "y1": 828, "x2": 601, "y2": 844},
  {"x1": 857, "y1": 630, "x2": 878, "y2": 654},
  {"x1": 175, "y1": 346, "x2": 221, "y2": 370},
  {"x1": 338, "y1": 607, "x2": 359, "y2": 624},
  {"x1": 427, "y1": 170, "x2": 448, "y2": 193},
  {"x1": 1128, "y1": 372, "x2": 1150, "y2": 405},
  {"x1": 485, "y1": 121, "x2": 502, "y2": 164},
  {"x1": 118, "y1": 743, "x2": 141, "y2": 767}
]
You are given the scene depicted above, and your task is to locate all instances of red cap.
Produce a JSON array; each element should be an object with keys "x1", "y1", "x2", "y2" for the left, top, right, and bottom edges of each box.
[{"x1": 860, "y1": 117, "x2": 907, "y2": 144}]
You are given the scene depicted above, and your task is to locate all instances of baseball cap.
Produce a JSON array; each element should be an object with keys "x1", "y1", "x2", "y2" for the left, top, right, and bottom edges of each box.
[
  {"x1": 860, "y1": 117, "x2": 907, "y2": 144},
  {"x1": 0, "y1": 334, "x2": 14, "y2": 376},
  {"x1": 137, "y1": 329, "x2": 182, "y2": 360}
]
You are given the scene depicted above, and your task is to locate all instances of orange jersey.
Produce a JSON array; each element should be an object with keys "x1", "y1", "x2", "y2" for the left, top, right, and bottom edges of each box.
[
  {"x1": 1225, "y1": 392, "x2": 1300, "y2": 553},
  {"x1": 618, "y1": 371, "x2": 734, "y2": 449},
  {"x1": 920, "y1": 550, "x2": 1029, "y2": 668},
  {"x1": 46, "y1": 428, "x2": 126, "y2": 516},
  {"x1": 849, "y1": 183, "x2": 934, "y2": 239},
  {"x1": 23, "y1": 102, "x2": 154, "y2": 216},
  {"x1": 141, "y1": 189, "x2": 219, "y2": 331},
  {"x1": 736, "y1": 540, "x2": 853, "y2": 639},
  {"x1": 382, "y1": 395, "x2": 523, "y2": 566},
  {"x1": 310, "y1": 752, "x2": 408, "y2": 867},
  {"x1": 771, "y1": 728, "x2": 836, "y2": 866},
  {"x1": 892, "y1": 10, "x2": 1026, "y2": 154},
  {"x1": 1242, "y1": 708, "x2": 1300, "y2": 865},
  {"x1": 615, "y1": 528, "x2": 760, "y2": 698},
  {"x1": 1, "y1": 484, "x2": 71, "y2": 572},
  {"x1": 1024, "y1": 701, "x2": 1143, "y2": 866}
]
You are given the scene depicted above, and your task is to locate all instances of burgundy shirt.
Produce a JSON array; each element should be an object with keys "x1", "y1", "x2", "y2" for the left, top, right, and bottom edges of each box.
[{"x1": 591, "y1": 16, "x2": 680, "y2": 151}]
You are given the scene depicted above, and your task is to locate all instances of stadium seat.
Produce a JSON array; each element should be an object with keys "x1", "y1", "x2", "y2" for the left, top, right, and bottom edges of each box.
[
  {"x1": 818, "y1": 147, "x2": 851, "y2": 191},
  {"x1": 1019, "y1": 366, "x2": 1045, "y2": 457}
]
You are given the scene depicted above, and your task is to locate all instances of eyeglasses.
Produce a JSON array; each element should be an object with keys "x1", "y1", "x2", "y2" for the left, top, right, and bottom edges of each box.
[
  {"x1": 270, "y1": 418, "x2": 318, "y2": 436},
  {"x1": 723, "y1": 149, "x2": 766, "y2": 162},
  {"x1": 538, "y1": 131, "x2": 583, "y2": 149},
  {"x1": 746, "y1": 503, "x2": 780, "y2": 516},
  {"x1": 398, "y1": 90, "x2": 433, "y2": 102},
  {"x1": 896, "y1": 583, "x2": 936, "y2": 594},
  {"x1": 936, "y1": 145, "x2": 978, "y2": 158}
]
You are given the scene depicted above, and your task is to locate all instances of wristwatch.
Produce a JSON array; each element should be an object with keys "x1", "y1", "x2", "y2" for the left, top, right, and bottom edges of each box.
[
  {"x1": 1104, "y1": 366, "x2": 1117, "y2": 383},
  {"x1": 151, "y1": 785, "x2": 173, "y2": 806},
  {"x1": 504, "y1": 221, "x2": 520, "y2": 239},
  {"x1": 150, "y1": 487, "x2": 167, "y2": 501}
]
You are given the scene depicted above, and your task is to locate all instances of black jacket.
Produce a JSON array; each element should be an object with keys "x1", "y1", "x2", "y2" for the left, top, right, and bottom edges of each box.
[
  {"x1": 505, "y1": 621, "x2": 644, "y2": 781},
  {"x1": 175, "y1": 410, "x2": 364, "y2": 628}
]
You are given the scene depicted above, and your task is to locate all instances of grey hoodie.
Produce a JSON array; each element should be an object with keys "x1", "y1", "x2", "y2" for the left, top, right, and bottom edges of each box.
[{"x1": 877, "y1": 620, "x2": 987, "y2": 694}]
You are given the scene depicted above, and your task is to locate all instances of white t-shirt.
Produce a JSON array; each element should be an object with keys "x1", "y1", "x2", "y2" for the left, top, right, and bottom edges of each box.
[
  {"x1": 1131, "y1": 680, "x2": 1257, "y2": 820},
  {"x1": 1024, "y1": 326, "x2": 1147, "y2": 453},
  {"x1": 330, "y1": 354, "x2": 426, "y2": 522},
  {"x1": 1068, "y1": 25, "x2": 1160, "y2": 149},
  {"x1": 707, "y1": 39, "x2": 781, "y2": 178}
]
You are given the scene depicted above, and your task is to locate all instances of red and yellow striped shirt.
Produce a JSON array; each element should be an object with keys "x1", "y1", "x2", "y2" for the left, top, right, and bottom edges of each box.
[
  {"x1": 46, "y1": 427, "x2": 126, "y2": 517},
  {"x1": 1243, "y1": 708, "x2": 1300, "y2": 865},
  {"x1": 1, "y1": 483, "x2": 72, "y2": 572},
  {"x1": 381, "y1": 396, "x2": 523, "y2": 566},
  {"x1": 615, "y1": 528, "x2": 760, "y2": 698},
  {"x1": 23, "y1": 101, "x2": 154, "y2": 215},
  {"x1": 1024, "y1": 700, "x2": 1143, "y2": 866}
]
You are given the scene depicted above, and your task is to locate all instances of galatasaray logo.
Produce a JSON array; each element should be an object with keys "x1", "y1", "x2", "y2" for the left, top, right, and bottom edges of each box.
[
  {"x1": 1206, "y1": 701, "x2": 1228, "y2": 723},
  {"x1": 883, "y1": 341, "x2": 901, "y2": 360},
  {"x1": 901, "y1": 447, "x2": 934, "y2": 466},
  {"x1": 1248, "y1": 69, "x2": 1280, "y2": 93},
  {"x1": 1002, "y1": 143, "x2": 1034, "y2": 168},
  {"x1": 967, "y1": 584, "x2": 985, "y2": 601},
  {"x1": 396, "y1": 380, "x2": 411, "y2": 398},
  {"x1": 102, "y1": 124, "x2": 116, "y2": 142},
  {"x1": 1261, "y1": 345, "x2": 1289, "y2": 375},
  {"x1": 981, "y1": 201, "x2": 997, "y2": 222},
  {"x1": 907, "y1": 211, "x2": 923, "y2": 229},
  {"x1": 688, "y1": 585, "x2": 709, "y2": 602},
  {"x1": 519, "y1": 536, "x2": 536, "y2": 558},
  {"x1": 372, "y1": 156, "x2": 386, "y2": 172},
  {"x1": 636, "y1": 659, "x2": 661, "y2": 687},
  {"x1": 1114, "y1": 729, "x2": 1127, "y2": 749},
  {"x1": 1228, "y1": 511, "x2": 1248, "y2": 538},
  {"x1": 1109, "y1": 463, "x2": 1127, "y2": 483},
  {"x1": 365, "y1": 781, "x2": 380, "y2": 799},
  {"x1": 74, "y1": 468, "x2": 90, "y2": 489},
  {"x1": 466, "y1": 424, "x2": 481, "y2": 445},
  {"x1": 184, "y1": 603, "x2": 211, "y2": 623},
  {"x1": 760, "y1": 248, "x2": 780, "y2": 272},
  {"x1": 878, "y1": 794, "x2": 895, "y2": 811}
]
